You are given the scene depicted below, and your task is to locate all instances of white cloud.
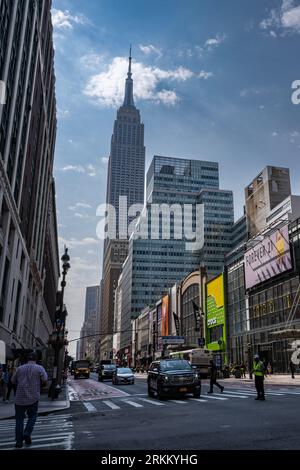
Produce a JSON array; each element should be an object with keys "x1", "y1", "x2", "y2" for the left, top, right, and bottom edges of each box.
[
  {"x1": 204, "y1": 34, "x2": 226, "y2": 49},
  {"x1": 60, "y1": 165, "x2": 85, "y2": 173},
  {"x1": 51, "y1": 9, "x2": 90, "y2": 30},
  {"x1": 198, "y1": 70, "x2": 214, "y2": 80},
  {"x1": 87, "y1": 164, "x2": 96, "y2": 177},
  {"x1": 69, "y1": 202, "x2": 92, "y2": 211},
  {"x1": 272, "y1": 131, "x2": 278, "y2": 137},
  {"x1": 80, "y1": 52, "x2": 103, "y2": 70},
  {"x1": 58, "y1": 236, "x2": 99, "y2": 248},
  {"x1": 102, "y1": 157, "x2": 109, "y2": 164},
  {"x1": 139, "y1": 44, "x2": 162, "y2": 58},
  {"x1": 260, "y1": 1, "x2": 300, "y2": 35},
  {"x1": 75, "y1": 213, "x2": 84, "y2": 218},
  {"x1": 240, "y1": 88, "x2": 271, "y2": 98},
  {"x1": 59, "y1": 164, "x2": 98, "y2": 176},
  {"x1": 57, "y1": 109, "x2": 70, "y2": 119},
  {"x1": 84, "y1": 57, "x2": 196, "y2": 107}
]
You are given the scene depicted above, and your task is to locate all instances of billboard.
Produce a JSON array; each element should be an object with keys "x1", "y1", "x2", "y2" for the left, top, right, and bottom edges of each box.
[
  {"x1": 244, "y1": 225, "x2": 292, "y2": 290},
  {"x1": 205, "y1": 274, "x2": 226, "y2": 353},
  {"x1": 161, "y1": 295, "x2": 169, "y2": 336},
  {"x1": 206, "y1": 274, "x2": 225, "y2": 329}
]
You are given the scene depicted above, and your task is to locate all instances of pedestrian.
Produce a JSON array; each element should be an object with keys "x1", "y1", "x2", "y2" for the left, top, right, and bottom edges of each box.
[
  {"x1": 0, "y1": 365, "x2": 4, "y2": 399},
  {"x1": 241, "y1": 362, "x2": 246, "y2": 378},
  {"x1": 11, "y1": 351, "x2": 48, "y2": 448},
  {"x1": 207, "y1": 359, "x2": 224, "y2": 394},
  {"x1": 267, "y1": 362, "x2": 272, "y2": 375},
  {"x1": 252, "y1": 354, "x2": 265, "y2": 400},
  {"x1": 6, "y1": 366, "x2": 17, "y2": 401},
  {"x1": 290, "y1": 360, "x2": 296, "y2": 379},
  {"x1": 1, "y1": 365, "x2": 9, "y2": 401}
]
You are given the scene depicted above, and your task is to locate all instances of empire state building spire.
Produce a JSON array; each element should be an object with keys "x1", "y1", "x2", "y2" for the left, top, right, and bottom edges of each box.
[{"x1": 123, "y1": 45, "x2": 135, "y2": 107}]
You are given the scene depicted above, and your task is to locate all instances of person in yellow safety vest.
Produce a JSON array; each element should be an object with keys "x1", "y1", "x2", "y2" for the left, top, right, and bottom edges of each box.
[{"x1": 252, "y1": 354, "x2": 265, "y2": 401}]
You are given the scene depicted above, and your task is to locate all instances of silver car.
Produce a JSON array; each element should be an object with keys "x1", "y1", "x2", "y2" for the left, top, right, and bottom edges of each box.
[{"x1": 112, "y1": 367, "x2": 135, "y2": 385}]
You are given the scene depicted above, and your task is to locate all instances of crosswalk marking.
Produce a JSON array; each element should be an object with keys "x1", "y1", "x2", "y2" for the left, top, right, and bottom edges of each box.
[
  {"x1": 123, "y1": 400, "x2": 144, "y2": 408},
  {"x1": 0, "y1": 414, "x2": 74, "y2": 450},
  {"x1": 205, "y1": 395, "x2": 228, "y2": 400},
  {"x1": 102, "y1": 400, "x2": 121, "y2": 410},
  {"x1": 218, "y1": 392, "x2": 247, "y2": 398},
  {"x1": 138, "y1": 398, "x2": 165, "y2": 406},
  {"x1": 83, "y1": 402, "x2": 97, "y2": 412},
  {"x1": 169, "y1": 400, "x2": 188, "y2": 404},
  {"x1": 234, "y1": 389, "x2": 284, "y2": 396},
  {"x1": 189, "y1": 398, "x2": 208, "y2": 403}
]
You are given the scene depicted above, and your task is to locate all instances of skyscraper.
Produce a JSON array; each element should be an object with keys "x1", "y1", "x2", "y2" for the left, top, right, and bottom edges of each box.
[
  {"x1": 118, "y1": 155, "x2": 234, "y2": 354},
  {"x1": 0, "y1": 1, "x2": 59, "y2": 355},
  {"x1": 100, "y1": 49, "x2": 146, "y2": 360}
]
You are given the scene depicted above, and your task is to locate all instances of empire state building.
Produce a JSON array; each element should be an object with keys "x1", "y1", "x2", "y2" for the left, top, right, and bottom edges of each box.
[
  {"x1": 105, "y1": 47, "x2": 145, "y2": 238},
  {"x1": 100, "y1": 48, "x2": 146, "y2": 359}
]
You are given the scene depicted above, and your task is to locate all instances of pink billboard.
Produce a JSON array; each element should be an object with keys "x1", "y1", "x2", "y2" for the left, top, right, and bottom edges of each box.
[{"x1": 244, "y1": 224, "x2": 292, "y2": 289}]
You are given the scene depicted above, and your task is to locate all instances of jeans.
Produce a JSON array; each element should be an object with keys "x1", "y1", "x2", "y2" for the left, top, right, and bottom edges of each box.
[
  {"x1": 15, "y1": 402, "x2": 38, "y2": 444},
  {"x1": 254, "y1": 376, "x2": 265, "y2": 399}
]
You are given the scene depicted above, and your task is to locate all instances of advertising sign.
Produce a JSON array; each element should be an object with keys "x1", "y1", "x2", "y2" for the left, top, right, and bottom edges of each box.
[
  {"x1": 244, "y1": 225, "x2": 292, "y2": 290},
  {"x1": 205, "y1": 274, "x2": 226, "y2": 353},
  {"x1": 161, "y1": 336, "x2": 185, "y2": 345},
  {"x1": 206, "y1": 274, "x2": 225, "y2": 329},
  {"x1": 161, "y1": 295, "x2": 169, "y2": 336}
]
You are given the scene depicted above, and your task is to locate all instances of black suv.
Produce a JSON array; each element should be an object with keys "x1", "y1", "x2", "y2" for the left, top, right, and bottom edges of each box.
[
  {"x1": 147, "y1": 359, "x2": 201, "y2": 399},
  {"x1": 98, "y1": 364, "x2": 117, "y2": 382}
]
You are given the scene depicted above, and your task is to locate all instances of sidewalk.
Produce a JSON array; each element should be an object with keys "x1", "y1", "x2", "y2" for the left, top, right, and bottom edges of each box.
[
  {"x1": 135, "y1": 372, "x2": 300, "y2": 386},
  {"x1": 218, "y1": 374, "x2": 300, "y2": 387},
  {"x1": 0, "y1": 382, "x2": 70, "y2": 420}
]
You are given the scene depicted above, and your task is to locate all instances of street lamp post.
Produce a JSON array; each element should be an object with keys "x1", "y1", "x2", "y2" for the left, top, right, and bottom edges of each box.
[{"x1": 49, "y1": 247, "x2": 71, "y2": 400}]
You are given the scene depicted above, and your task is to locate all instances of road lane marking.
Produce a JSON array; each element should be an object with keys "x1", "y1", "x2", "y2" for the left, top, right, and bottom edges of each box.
[
  {"x1": 189, "y1": 398, "x2": 208, "y2": 403},
  {"x1": 123, "y1": 400, "x2": 144, "y2": 408},
  {"x1": 102, "y1": 401, "x2": 121, "y2": 410},
  {"x1": 169, "y1": 400, "x2": 188, "y2": 404},
  {"x1": 217, "y1": 392, "x2": 247, "y2": 398},
  {"x1": 234, "y1": 389, "x2": 284, "y2": 396},
  {"x1": 83, "y1": 402, "x2": 97, "y2": 412},
  {"x1": 0, "y1": 433, "x2": 74, "y2": 446},
  {"x1": 138, "y1": 398, "x2": 165, "y2": 406},
  {"x1": 205, "y1": 395, "x2": 228, "y2": 400}
]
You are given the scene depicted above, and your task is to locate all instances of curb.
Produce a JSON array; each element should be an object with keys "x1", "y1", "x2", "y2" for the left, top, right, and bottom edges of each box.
[{"x1": 0, "y1": 383, "x2": 70, "y2": 421}]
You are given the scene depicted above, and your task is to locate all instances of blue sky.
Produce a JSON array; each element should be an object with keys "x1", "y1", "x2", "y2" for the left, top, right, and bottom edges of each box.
[{"x1": 51, "y1": 0, "x2": 300, "y2": 354}]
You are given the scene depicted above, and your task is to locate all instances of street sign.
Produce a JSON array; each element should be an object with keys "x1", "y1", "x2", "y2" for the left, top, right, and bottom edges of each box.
[
  {"x1": 198, "y1": 337, "x2": 205, "y2": 348},
  {"x1": 161, "y1": 336, "x2": 185, "y2": 345}
]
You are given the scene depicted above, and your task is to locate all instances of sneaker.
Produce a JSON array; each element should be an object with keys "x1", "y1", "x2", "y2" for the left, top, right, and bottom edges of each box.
[
  {"x1": 207, "y1": 391, "x2": 213, "y2": 394},
  {"x1": 24, "y1": 436, "x2": 32, "y2": 445},
  {"x1": 255, "y1": 397, "x2": 260, "y2": 400},
  {"x1": 221, "y1": 386, "x2": 224, "y2": 393},
  {"x1": 15, "y1": 442, "x2": 23, "y2": 449}
]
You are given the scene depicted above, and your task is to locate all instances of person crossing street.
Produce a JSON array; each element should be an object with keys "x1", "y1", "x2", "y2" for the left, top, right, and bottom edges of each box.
[
  {"x1": 207, "y1": 359, "x2": 224, "y2": 394},
  {"x1": 252, "y1": 355, "x2": 265, "y2": 401},
  {"x1": 12, "y1": 351, "x2": 48, "y2": 448}
]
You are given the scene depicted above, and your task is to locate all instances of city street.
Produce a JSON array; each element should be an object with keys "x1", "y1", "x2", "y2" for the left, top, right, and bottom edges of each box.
[{"x1": 1, "y1": 374, "x2": 300, "y2": 450}]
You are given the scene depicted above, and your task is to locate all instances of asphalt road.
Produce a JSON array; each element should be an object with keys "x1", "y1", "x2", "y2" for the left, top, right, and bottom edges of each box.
[{"x1": 1, "y1": 374, "x2": 300, "y2": 450}]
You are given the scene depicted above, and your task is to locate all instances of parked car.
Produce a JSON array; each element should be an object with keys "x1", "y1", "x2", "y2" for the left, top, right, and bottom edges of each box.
[
  {"x1": 98, "y1": 364, "x2": 117, "y2": 382},
  {"x1": 112, "y1": 367, "x2": 135, "y2": 385},
  {"x1": 147, "y1": 359, "x2": 201, "y2": 399}
]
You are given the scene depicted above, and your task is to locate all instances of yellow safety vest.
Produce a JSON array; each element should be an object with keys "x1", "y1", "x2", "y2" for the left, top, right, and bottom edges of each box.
[{"x1": 253, "y1": 361, "x2": 264, "y2": 377}]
